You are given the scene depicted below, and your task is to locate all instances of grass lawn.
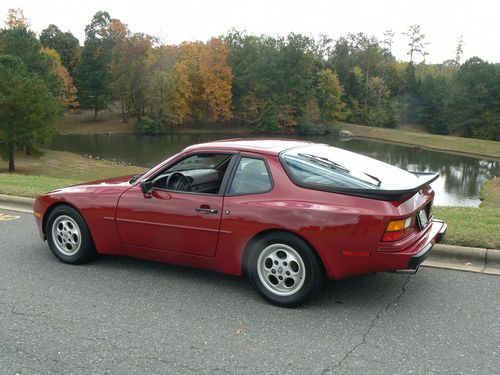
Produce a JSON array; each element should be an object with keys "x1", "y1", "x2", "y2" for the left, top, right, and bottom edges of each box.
[
  {"x1": 340, "y1": 123, "x2": 500, "y2": 159},
  {"x1": 433, "y1": 178, "x2": 500, "y2": 249},
  {"x1": 56, "y1": 110, "x2": 252, "y2": 135},
  {"x1": 56, "y1": 110, "x2": 137, "y2": 134},
  {"x1": 433, "y1": 207, "x2": 499, "y2": 249},
  {"x1": 0, "y1": 149, "x2": 147, "y2": 198},
  {"x1": 0, "y1": 174, "x2": 80, "y2": 198}
]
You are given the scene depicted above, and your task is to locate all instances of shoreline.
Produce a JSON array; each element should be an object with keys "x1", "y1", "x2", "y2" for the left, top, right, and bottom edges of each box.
[
  {"x1": 55, "y1": 124, "x2": 500, "y2": 160},
  {"x1": 350, "y1": 134, "x2": 499, "y2": 161}
]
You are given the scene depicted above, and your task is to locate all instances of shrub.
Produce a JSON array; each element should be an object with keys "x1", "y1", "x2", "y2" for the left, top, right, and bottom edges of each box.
[
  {"x1": 135, "y1": 116, "x2": 163, "y2": 134},
  {"x1": 297, "y1": 120, "x2": 338, "y2": 136}
]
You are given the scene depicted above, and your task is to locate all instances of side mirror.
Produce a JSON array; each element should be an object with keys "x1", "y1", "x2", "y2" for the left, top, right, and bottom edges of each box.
[{"x1": 141, "y1": 180, "x2": 153, "y2": 194}]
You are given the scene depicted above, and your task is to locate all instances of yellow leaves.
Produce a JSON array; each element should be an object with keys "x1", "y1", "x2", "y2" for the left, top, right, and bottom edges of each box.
[
  {"x1": 316, "y1": 68, "x2": 349, "y2": 122},
  {"x1": 198, "y1": 38, "x2": 233, "y2": 121},
  {"x1": 41, "y1": 47, "x2": 79, "y2": 111},
  {"x1": 352, "y1": 66, "x2": 364, "y2": 81},
  {"x1": 171, "y1": 60, "x2": 193, "y2": 123},
  {"x1": 5, "y1": 8, "x2": 30, "y2": 29},
  {"x1": 148, "y1": 38, "x2": 233, "y2": 124}
]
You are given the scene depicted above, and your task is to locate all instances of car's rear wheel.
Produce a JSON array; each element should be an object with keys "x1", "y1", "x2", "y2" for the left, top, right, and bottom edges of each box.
[
  {"x1": 247, "y1": 233, "x2": 324, "y2": 307},
  {"x1": 46, "y1": 205, "x2": 95, "y2": 264}
]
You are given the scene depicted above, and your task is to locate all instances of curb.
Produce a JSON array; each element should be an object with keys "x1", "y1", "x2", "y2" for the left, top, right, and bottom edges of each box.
[
  {"x1": 0, "y1": 194, "x2": 498, "y2": 275},
  {"x1": 423, "y1": 244, "x2": 500, "y2": 276},
  {"x1": 0, "y1": 194, "x2": 34, "y2": 214}
]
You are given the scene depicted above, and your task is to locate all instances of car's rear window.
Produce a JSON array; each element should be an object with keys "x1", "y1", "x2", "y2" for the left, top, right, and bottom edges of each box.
[{"x1": 281, "y1": 146, "x2": 382, "y2": 190}]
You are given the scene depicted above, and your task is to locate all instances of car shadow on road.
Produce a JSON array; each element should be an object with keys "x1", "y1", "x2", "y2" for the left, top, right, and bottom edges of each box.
[{"x1": 83, "y1": 253, "x2": 424, "y2": 311}]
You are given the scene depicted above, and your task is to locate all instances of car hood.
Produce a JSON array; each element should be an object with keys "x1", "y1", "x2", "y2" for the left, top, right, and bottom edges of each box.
[{"x1": 46, "y1": 175, "x2": 135, "y2": 195}]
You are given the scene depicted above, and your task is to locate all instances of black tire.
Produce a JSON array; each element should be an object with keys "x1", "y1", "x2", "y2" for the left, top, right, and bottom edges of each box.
[
  {"x1": 45, "y1": 205, "x2": 96, "y2": 264},
  {"x1": 247, "y1": 232, "x2": 324, "y2": 307}
]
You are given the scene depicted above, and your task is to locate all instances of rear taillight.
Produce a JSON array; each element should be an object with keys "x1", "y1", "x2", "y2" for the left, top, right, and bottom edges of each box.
[{"x1": 382, "y1": 216, "x2": 415, "y2": 241}]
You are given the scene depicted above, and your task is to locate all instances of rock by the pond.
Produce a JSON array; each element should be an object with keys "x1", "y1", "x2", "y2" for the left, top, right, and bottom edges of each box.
[{"x1": 338, "y1": 130, "x2": 353, "y2": 138}]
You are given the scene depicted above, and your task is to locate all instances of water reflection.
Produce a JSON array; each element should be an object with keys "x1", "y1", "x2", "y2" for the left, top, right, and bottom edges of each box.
[
  {"x1": 317, "y1": 138, "x2": 498, "y2": 207},
  {"x1": 45, "y1": 133, "x2": 499, "y2": 207}
]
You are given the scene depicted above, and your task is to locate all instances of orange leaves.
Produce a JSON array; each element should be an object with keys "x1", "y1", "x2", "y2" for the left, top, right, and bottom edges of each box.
[
  {"x1": 148, "y1": 38, "x2": 233, "y2": 125},
  {"x1": 41, "y1": 47, "x2": 79, "y2": 111},
  {"x1": 5, "y1": 8, "x2": 30, "y2": 29},
  {"x1": 199, "y1": 38, "x2": 233, "y2": 122}
]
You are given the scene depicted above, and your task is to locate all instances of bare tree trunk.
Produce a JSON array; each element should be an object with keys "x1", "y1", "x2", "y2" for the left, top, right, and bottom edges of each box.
[
  {"x1": 94, "y1": 91, "x2": 98, "y2": 120},
  {"x1": 8, "y1": 142, "x2": 15, "y2": 172},
  {"x1": 121, "y1": 100, "x2": 129, "y2": 123},
  {"x1": 364, "y1": 66, "x2": 370, "y2": 119},
  {"x1": 25, "y1": 144, "x2": 33, "y2": 156}
]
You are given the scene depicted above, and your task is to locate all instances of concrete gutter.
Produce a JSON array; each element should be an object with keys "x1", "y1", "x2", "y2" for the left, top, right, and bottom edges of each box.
[
  {"x1": 423, "y1": 244, "x2": 500, "y2": 276},
  {"x1": 0, "y1": 194, "x2": 34, "y2": 214},
  {"x1": 0, "y1": 194, "x2": 498, "y2": 275}
]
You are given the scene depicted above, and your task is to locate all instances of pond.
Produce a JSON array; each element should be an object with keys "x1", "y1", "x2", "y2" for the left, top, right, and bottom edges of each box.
[{"x1": 45, "y1": 133, "x2": 499, "y2": 207}]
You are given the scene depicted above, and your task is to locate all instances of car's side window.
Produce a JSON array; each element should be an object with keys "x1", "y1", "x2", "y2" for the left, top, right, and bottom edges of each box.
[
  {"x1": 228, "y1": 157, "x2": 272, "y2": 195},
  {"x1": 151, "y1": 153, "x2": 233, "y2": 195}
]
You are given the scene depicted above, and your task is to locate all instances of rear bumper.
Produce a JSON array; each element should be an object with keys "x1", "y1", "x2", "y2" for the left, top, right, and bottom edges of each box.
[
  {"x1": 324, "y1": 219, "x2": 448, "y2": 279},
  {"x1": 406, "y1": 221, "x2": 447, "y2": 270}
]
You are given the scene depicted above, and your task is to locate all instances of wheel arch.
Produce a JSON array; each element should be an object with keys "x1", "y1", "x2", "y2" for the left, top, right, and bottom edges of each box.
[
  {"x1": 241, "y1": 229, "x2": 326, "y2": 276},
  {"x1": 42, "y1": 201, "x2": 88, "y2": 238}
]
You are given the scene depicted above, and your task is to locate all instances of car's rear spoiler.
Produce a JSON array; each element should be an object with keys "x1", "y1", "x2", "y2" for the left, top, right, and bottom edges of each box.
[{"x1": 296, "y1": 172, "x2": 439, "y2": 201}]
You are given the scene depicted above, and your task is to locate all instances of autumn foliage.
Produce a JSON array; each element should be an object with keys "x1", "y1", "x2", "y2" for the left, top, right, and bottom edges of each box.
[
  {"x1": 199, "y1": 38, "x2": 233, "y2": 121},
  {"x1": 2, "y1": 8, "x2": 499, "y2": 140},
  {"x1": 146, "y1": 39, "x2": 232, "y2": 127}
]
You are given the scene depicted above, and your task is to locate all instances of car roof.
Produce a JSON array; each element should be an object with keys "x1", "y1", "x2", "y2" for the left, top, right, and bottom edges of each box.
[{"x1": 183, "y1": 138, "x2": 312, "y2": 156}]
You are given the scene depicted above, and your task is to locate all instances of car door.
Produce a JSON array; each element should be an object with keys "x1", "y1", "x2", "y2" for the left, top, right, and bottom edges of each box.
[{"x1": 115, "y1": 153, "x2": 234, "y2": 257}]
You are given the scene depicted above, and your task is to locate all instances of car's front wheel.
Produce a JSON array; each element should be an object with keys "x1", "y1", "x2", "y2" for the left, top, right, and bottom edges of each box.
[
  {"x1": 247, "y1": 233, "x2": 324, "y2": 307},
  {"x1": 46, "y1": 205, "x2": 95, "y2": 264}
]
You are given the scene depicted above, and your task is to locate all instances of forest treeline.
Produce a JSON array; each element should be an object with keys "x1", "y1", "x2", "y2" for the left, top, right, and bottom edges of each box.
[{"x1": 1, "y1": 9, "x2": 500, "y2": 157}]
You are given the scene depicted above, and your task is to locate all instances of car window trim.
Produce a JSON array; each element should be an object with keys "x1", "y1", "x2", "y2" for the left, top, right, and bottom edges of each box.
[{"x1": 223, "y1": 154, "x2": 274, "y2": 197}]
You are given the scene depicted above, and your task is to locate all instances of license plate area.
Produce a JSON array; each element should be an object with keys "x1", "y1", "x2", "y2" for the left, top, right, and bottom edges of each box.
[{"x1": 417, "y1": 209, "x2": 429, "y2": 230}]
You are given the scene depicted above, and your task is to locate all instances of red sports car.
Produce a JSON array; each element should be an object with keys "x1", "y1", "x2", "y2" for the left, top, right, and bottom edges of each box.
[{"x1": 34, "y1": 139, "x2": 446, "y2": 306}]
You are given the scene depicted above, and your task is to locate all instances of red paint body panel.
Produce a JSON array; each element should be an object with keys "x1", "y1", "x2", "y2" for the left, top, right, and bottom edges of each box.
[
  {"x1": 34, "y1": 175, "x2": 134, "y2": 255},
  {"x1": 33, "y1": 140, "x2": 445, "y2": 280},
  {"x1": 116, "y1": 186, "x2": 223, "y2": 257}
]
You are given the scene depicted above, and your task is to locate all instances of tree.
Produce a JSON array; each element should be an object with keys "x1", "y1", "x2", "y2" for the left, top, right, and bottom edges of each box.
[
  {"x1": 448, "y1": 57, "x2": 499, "y2": 140},
  {"x1": 223, "y1": 31, "x2": 318, "y2": 131},
  {"x1": 75, "y1": 11, "x2": 115, "y2": 119},
  {"x1": 453, "y1": 36, "x2": 464, "y2": 67},
  {"x1": 365, "y1": 76, "x2": 396, "y2": 127},
  {"x1": 42, "y1": 48, "x2": 79, "y2": 111},
  {"x1": 402, "y1": 25, "x2": 429, "y2": 63},
  {"x1": 4, "y1": 8, "x2": 30, "y2": 29},
  {"x1": 110, "y1": 24, "x2": 153, "y2": 122},
  {"x1": 0, "y1": 56, "x2": 60, "y2": 171},
  {"x1": 147, "y1": 44, "x2": 194, "y2": 125},
  {"x1": 315, "y1": 69, "x2": 349, "y2": 123},
  {"x1": 383, "y1": 30, "x2": 395, "y2": 54},
  {"x1": 419, "y1": 75, "x2": 450, "y2": 134},
  {"x1": 40, "y1": 24, "x2": 80, "y2": 74},
  {"x1": 198, "y1": 38, "x2": 232, "y2": 122},
  {"x1": 0, "y1": 27, "x2": 61, "y2": 96}
]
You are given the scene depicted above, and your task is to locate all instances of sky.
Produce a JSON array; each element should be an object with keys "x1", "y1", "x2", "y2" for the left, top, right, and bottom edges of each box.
[{"x1": 1, "y1": 0, "x2": 499, "y2": 64}]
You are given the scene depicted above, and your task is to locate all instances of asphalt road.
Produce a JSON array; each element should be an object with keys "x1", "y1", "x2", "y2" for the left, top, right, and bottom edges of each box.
[{"x1": 0, "y1": 210, "x2": 499, "y2": 374}]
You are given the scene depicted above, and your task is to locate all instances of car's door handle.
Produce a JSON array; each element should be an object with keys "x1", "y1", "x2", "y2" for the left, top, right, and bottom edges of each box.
[{"x1": 196, "y1": 207, "x2": 218, "y2": 214}]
